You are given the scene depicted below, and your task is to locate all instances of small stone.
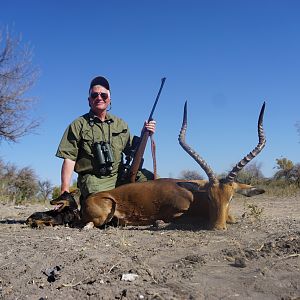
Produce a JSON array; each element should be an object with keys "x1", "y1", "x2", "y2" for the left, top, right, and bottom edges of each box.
[
  {"x1": 121, "y1": 273, "x2": 139, "y2": 282},
  {"x1": 154, "y1": 220, "x2": 165, "y2": 228},
  {"x1": 234, "y1": 257, "x2": 246, "y2": 268}
]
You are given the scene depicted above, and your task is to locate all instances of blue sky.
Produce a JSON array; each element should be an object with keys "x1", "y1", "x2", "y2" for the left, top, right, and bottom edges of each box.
[{"x1": 1, "y1": 0, "x2": 299, "y2": 186}]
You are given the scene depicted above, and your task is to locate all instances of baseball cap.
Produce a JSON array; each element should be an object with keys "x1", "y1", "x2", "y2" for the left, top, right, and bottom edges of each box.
[{"x1": 89, "y1": 76, "x2": 110, "y2": 91}]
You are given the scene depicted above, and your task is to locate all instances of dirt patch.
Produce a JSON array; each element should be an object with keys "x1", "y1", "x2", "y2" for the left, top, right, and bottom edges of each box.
[{"x1": 0, "y1": 195, "x2": 299, "y2": 299}]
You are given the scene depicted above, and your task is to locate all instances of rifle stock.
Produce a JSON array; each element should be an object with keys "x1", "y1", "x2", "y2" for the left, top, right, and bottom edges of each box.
[
  {"x1": 129, "y1": 78, "x2": 166, "y2": 183},
  {"x1": 129, "y1": 130, "x2": 150, "y2": 182}
]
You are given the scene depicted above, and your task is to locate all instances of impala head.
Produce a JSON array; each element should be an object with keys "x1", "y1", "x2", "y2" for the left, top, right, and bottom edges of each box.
[{"x1": 179, "y1": 101, "x2": 266, "y2": 230}]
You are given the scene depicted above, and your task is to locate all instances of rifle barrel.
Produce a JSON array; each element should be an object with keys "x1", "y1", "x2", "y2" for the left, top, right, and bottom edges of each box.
[
  {"x1": 129, "y1": 77, "x2": 166, "y2": 182},
  {"x1": 148, "y1": 77, "x2": 166, "y2": 122}
]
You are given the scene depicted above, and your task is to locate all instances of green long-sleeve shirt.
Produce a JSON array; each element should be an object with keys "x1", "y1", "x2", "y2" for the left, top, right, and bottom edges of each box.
[{"x1": 56, "y1": 111, "x2": 131, "y2": 177}]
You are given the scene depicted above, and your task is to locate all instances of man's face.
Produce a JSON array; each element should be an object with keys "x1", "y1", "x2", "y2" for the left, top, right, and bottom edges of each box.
[{"x1": 88, "y1": 85, "x2": 111, "y2": 113}]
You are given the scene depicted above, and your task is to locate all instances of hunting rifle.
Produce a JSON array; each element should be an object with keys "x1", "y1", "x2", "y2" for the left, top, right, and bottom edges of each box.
[{"x1": 129, "y1": 77, "x2": 166, "y2": 183}]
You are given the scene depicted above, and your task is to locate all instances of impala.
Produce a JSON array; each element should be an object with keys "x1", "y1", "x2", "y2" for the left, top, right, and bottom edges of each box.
[{"x1": 177, "y1": 101, "x2": 266, "y2": 229}]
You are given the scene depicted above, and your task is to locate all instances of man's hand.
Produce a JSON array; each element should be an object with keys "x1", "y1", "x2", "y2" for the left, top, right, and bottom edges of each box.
[{"x1": 144, "y1": 120, "x2": 156, "y2": 135}]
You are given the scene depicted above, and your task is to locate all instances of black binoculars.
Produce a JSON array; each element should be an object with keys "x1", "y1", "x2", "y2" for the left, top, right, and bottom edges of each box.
[{"x1": 93, "y1": 141, "x2": 114, "y2": 175}]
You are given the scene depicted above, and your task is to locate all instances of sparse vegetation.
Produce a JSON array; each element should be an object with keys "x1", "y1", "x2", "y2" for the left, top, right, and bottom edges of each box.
[
  {"x1": 0, "y1": 156, "x2": 299, "y2": 204},
  {"x1": 273, "y1": 157, "x2": 300, "y2": 186},
  {"x1": 183, "y1": 157, "x2": 300, "y2": 198},
  {"x1": 262, "y1": 179, "x2": 299, "y2": 197},
  {"x1": 235, "y1": 161, "x2": 264, "y2": 186},
  {"x1": 179, "y1": 170, "x2": 203, "y2": 180},
  {"x1": 246, "y1": 203, "x2": 264, "y2": 220},
  {"x1": 262, "y1": 157, "x2": 300, "y2": 196},
  {"x1": 38, "y1": 180, "x2": 53, "y2": 203},
  {"x1": 0, "y1": 158, "x2": 53, "y2": 204}
]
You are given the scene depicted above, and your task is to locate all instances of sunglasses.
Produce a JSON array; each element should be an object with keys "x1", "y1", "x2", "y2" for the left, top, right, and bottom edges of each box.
[{"x1": 90, "y1": 92, "x2": 109, "y2": 100}]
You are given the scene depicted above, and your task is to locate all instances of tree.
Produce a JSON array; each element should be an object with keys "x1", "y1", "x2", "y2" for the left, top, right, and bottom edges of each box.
[
  {"x1": 273, "y1": 157, "x2": 294, "y2": 180},
  {"x1": 14, "y1": 166, "x2": 39, "y2": 203},
  {"x1": 51, "y1": 186, "x2": 61, "y2": 199},
  {"x1": 0, "y1": 28, "x2": 40, "y2": 142},
  {"x1": 274, "y1": 157, "x2": 300, "y2": 186},
  {"x1": 179, "y1": 169, "x2": 203, "y2": 180},
  {"x1": 38, "y1": 180, "x2": 53, "y2": 203},
  {"x1": 0, "y1": 161, "x2": 18, "y2": 198},
  {"x1": 289, "y1": 163, "x2": 300, "y2": 186},
  {"x1": 235, "y1": 161, "x2": 264, "y2": 185},
  {"x1": 0, "y1": 160, "x2": 40, "y2": 203}
]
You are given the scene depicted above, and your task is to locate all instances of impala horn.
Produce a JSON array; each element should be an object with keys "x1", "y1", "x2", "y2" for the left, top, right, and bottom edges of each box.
[
  {"x1": 178, "y1": 101, "x2": 218, "y2": 183},
  {"x1": 226, "y1": 102, "x2": 266, "y2": 182}
]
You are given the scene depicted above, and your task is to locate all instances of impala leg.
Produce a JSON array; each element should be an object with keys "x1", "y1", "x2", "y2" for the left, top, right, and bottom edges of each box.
[
  {"x1": 81, "y1": 196, "x2": 115, "y2": 228},
  {"x1": 226, "y1": 214, "x2": 237, "y2": 224}
]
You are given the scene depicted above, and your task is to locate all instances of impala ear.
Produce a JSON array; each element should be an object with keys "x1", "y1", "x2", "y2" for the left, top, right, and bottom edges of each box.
[{"x1": 236, "y1": 187, "x2": 265, "y2": 197}]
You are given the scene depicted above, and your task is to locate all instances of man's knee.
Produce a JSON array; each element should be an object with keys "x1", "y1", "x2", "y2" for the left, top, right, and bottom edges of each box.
[{"x1": 77, "y1": 174, "x2": 117, "y2": 199}]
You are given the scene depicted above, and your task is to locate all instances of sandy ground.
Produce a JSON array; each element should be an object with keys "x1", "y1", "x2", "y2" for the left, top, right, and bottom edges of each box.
[{"x1": 0, "y1": 194, "x2": 299, "y2": 300}]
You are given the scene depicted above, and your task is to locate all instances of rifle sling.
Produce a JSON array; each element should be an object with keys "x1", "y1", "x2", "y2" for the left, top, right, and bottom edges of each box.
[{"x1": 150, "y1": 134, "x2": 157, "y2": 180}]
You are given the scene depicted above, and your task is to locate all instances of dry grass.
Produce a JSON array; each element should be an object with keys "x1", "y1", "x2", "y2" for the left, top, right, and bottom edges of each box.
[{"x1": 263, "y1": 182, "x2": 299, "y2": 197}]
